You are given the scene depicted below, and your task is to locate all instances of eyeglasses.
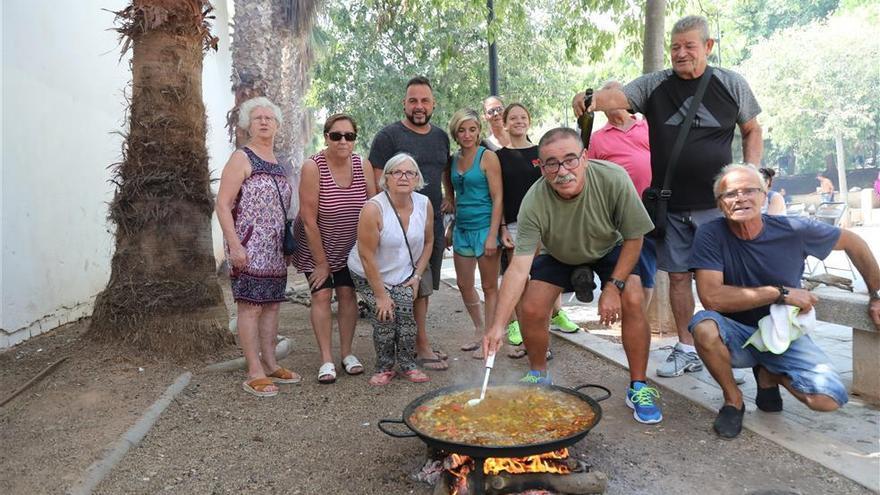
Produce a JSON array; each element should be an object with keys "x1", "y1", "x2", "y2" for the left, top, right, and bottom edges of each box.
[
  {"x1": 327, "y1": 131, "x2": 357, "y2": 142},
  {"x1": 540, "y1": 155, "x2": 581, "y2": 174},
  {"x1": 386, "y1": 170, "x2": 419, "y2": 179},
  {"x1": 486, "y1": 106, "x2": 504, "y2": 117},
  {"x1": 718, "y1": 187, "x2": 764, "y2": 201}
]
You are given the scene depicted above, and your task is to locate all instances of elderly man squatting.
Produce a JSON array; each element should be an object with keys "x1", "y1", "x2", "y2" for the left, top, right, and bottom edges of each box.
[{"x1": 688, "y1": 164, "x2": 880, "y2": 438}]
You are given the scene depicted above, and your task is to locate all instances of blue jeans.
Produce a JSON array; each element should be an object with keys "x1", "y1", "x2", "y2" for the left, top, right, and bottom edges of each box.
[{"x1": 689, "y1": 310, "x2": 848, "y2": 406}]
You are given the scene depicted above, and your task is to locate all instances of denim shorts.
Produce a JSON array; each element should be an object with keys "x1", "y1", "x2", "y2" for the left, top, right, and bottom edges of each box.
[{"x1": 689, "y1": 310, "x2": 848, "y2": 406}]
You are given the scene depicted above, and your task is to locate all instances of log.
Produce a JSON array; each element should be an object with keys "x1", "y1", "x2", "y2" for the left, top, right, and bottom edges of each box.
[{"x1": 486, "y1": 470, "x2": 607, "y2": 494}]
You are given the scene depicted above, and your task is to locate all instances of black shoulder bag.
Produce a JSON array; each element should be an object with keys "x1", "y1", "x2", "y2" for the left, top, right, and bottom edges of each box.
[
  {"x1": 384, "y1": 191, "x2": 433, "y2": 297},
  {"x1": 642, "y1": 66, "x2": 713, "y2": 239},
  {"x1": 272, "y1": 177, "x2": 297, "y2": 256}
]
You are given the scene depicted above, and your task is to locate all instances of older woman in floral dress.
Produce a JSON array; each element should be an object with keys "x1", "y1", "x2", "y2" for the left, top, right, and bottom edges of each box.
[{"x1": 216, "y1": 96, "x2": 301, "y2": 397}]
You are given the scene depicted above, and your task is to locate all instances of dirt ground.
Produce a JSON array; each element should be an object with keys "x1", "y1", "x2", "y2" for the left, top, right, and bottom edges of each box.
[{"x1": 0, "y1": 282, "x2": 871, "y2": 495}]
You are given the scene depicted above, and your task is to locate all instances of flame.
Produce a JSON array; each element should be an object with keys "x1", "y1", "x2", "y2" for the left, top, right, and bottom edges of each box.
[
  {"x1": 484, "y1": 449, "x2": 571, "y2": 475},
  {"x1": 447, "y1": 449, "x2": 571, "y2": 493}
]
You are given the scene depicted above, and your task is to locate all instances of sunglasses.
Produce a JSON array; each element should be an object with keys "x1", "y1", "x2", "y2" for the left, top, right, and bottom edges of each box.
[
  {"x1": 327, "y1": 131, "x2": 357, "y2": 142},
  {"x1": 486, "y1": 106, "x2": 504, "y2": 117}
]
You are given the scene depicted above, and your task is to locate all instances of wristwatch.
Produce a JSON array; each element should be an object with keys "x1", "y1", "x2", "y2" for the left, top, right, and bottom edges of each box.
[
  {"x1": 607, "y1": 278, "x2": 626, "y2": 292},
  {"x1": 775, "y1": 285, "x2": 789, "y2": 305},
  {"x1": 869, "y1": 289, "x2": 880, "y2": 301}
]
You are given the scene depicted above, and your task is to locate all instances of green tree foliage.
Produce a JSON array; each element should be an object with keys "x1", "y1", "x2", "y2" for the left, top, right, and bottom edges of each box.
[
  {"x1": 738, "y1": 5, "x2": 879, "y2": 172},
  {"x1": 307, "y1": 0, "x2": 654, "y2": 153}
]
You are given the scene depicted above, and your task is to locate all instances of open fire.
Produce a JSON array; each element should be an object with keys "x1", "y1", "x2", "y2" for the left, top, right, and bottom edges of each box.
[{"x1": 431, "y1": 448, "x2": 606, "y2": 495}]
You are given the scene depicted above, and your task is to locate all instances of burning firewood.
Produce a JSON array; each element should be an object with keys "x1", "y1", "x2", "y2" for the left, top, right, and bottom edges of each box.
[{"x1": 486, "y1": 470, "x2": 607, "y2": 494}]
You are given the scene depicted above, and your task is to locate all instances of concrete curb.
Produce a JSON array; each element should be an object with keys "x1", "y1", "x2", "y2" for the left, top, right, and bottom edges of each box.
[
  {"x1": 203, "y1": 337, "x2": 292, "y2": 373},
  {"x1": 68, "y1": 372, "x2": 192, "y2": 495},
  {"x1": 553, "y1": 330, "x2": 880, "y2": 493}
]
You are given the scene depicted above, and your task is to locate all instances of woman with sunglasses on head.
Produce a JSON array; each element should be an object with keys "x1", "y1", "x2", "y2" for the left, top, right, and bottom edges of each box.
[
  {"x1": 448, "y1": 108, "x2": 504, "y2": 358},
  {"x1": 480, "y1": 96, "x2": 510, "y2": 151},
  {"x1": 759, "y1": 167, "x2": 786, "y2": 215},
  {"x1": 294, "y1": 114, "x2": 377, "y2": 384},
  {"x1": 216, "y1": 96, "x2": 301, "y2": 397},
  {"x1": 349, "y1": 153, "x2": 434, "y2": 385}
]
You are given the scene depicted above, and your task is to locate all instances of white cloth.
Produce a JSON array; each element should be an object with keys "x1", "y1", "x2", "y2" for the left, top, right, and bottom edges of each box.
[
  {"x1": 348, "y1": 192, "x2": 429, "y2": 286},
  {"x1": 745, "y1": 304, "x2": 817, "y2": 354}
]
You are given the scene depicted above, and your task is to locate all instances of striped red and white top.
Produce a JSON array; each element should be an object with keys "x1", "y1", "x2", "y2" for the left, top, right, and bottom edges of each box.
[{"x1": 293, "y1": 151, "x2": 368, "y2": 273}]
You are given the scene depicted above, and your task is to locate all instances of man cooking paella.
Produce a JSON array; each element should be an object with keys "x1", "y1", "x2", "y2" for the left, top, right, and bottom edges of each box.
[{"x1": 483, "y1": 127, "x2": 662, "y2": 424}]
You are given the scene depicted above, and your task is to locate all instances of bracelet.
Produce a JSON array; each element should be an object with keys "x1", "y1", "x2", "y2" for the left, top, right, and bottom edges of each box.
[{"x1": 413, "y1": 273, "x2": 422, "y2": 280}]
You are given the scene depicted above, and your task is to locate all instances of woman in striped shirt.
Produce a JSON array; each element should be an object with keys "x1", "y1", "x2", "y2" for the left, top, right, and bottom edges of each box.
[{"x1": 294, "y1": 114, "x2": 377, "y2": 383}]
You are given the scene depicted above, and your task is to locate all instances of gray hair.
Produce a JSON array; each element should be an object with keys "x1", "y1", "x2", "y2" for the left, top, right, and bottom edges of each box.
[
  {"x1": 713, "y1": 163, "x2": 766, "y2": 198},
  {"x1": 378, "y1": 152, "x2": 426, "y2": 191},
  {"x1": 448, "y1": 108, "x2": 482, "y2": 145},
  {"x1": 672, "y1": 15, "x2": 711, "y2": 43},
  {"x1": 238, "y1": 96, "x2": 283, "y2": 130}
]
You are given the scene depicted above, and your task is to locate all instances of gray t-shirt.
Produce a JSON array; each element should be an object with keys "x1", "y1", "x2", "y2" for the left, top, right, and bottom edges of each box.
[
  {"x1": 622, "y1": 67, "x2": 762, "y2": 210},
  {"x1": 368, "y1": 121, "x2": 450, "y2": 215}
]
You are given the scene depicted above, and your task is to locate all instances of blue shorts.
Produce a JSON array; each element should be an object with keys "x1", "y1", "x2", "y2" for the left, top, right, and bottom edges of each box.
[
  {"x1": 689, "y1": 310, "x2": 848, "y2": 407},
  {"x1": 530, "y1": 243, "x2": 652, "y2": 291},
  {"x1": 453, "y1": 225, "x2": 498, "y2": 258},
  {"x1": 639, "y1": 238, "x2": 657, "y2": 289}
]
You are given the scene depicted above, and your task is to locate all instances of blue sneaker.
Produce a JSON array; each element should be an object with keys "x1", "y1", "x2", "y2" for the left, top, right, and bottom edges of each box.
[
  {"x1": 520, "y1": 370, "x2": 552, "y2": 385},
  {"x1": 625, "y1": 382, "x2": 662, "y2": 424}
]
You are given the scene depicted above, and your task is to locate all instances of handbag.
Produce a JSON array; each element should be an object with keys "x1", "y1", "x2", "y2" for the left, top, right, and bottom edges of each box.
[
  {"x1": 385, "y1": 191, "x2": 433, "y2": 298},
  {"x1": 642, "y1": 66, "x2": 713, "y2": 239},
  {"x1": 272, "y1": 177, "x2": 297, "y2": 256}
]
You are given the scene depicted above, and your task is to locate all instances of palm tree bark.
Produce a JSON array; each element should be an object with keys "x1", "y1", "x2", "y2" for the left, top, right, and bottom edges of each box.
[
  {"x1": 89, "y1": 0, "x2": 233, "y2": 359},
  {"x1": 228, "y1": 0, "x2": 318, "y2": 169}
]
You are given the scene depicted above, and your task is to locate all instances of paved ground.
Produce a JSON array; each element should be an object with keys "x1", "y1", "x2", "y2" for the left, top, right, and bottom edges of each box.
[{"x1": 88, "y1": 279, "x2": 872, "y2": 495}]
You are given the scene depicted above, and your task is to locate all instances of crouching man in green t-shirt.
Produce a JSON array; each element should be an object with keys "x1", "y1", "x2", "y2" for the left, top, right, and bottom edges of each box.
[{"x1": 482, "y1": 127, "x2": 662, "y2": 424}]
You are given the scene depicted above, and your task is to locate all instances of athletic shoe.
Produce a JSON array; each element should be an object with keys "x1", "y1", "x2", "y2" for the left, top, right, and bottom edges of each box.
[
  {"x1": 570, "y1": 265, "x2": 596, "y2": 303},
  {"x1": 656, "y1": 343, "x2": 703, "y2": 377},
  {"x1": 550, "y1": 309, "x2": 580, "y2": 333},
  {"x1": 625, "y1": 382, "x2": 663, "y2": 424},
  {"x1": 520, "y1": 370, "x2": 552, "y2": 385},
  {"x1": 507, "y1": 320, "x2": 523, "y2": 346}
]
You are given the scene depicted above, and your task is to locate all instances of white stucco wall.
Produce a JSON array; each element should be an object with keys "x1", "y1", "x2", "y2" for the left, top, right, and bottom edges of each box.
[{"x1": 0, "y1": 1, "x2": 234, "y2": 348}]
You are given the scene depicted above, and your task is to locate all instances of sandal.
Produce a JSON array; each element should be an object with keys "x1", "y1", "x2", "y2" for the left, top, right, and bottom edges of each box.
[
  {"x1": 402, "y1": 369, "x2": 430, "y2": 383},
  {"x1": 341, "y1": 355, "x2": 364, "y2": 375},
  {"x1": 432, "y1": 348, "x2": 449, "y2": 361},
  {"x1": 460, "y1": 341, "x2": 480, "y2": 352},
  {"x1": 318, "y1": 362, "x2": 337, "y2": 384},
  {"x1": 242, "y1": 377, "x2": 278, "y2": 397},
  {"x1": 416, "y1": 357, "x2": 449, "y2": 371},
  {"x1": 268, "y1": 367, "x2": 302, "y2": 384},
  {"x1": 507, "y1": 345, "x2": 527, "y2": 359},
  {"x1": 368, "y1": 370, "x2": 396, "y2": 386},
  {"x1": 472, "y1": 348, "x2": 484, "y2": 360}
]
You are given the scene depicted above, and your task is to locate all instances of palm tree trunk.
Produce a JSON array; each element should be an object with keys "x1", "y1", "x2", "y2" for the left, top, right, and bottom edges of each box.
[
  {"x1": 228, "y1": 0, "x2": 318, "y2": 170},
  {"x1": 89, "y1": 0, "x2": 233, "y2": 359}
]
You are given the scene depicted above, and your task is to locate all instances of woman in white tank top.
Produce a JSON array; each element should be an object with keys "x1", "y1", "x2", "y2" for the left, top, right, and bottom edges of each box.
[{"x1": 348, "y1": 153, "x2": 435, "y2": 385}]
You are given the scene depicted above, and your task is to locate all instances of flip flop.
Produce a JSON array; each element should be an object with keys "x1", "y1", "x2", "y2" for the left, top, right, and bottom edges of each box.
[
  {"x1": 472, "y1": 348, "x2": 484, "y2": 360},
  {"x1": 242, "y1": 378, "x2": 278, "y2": 397},
  {"x1": 507, "y1": 346, "x2": 527, "y2": 359},
  {"x1": 460, "y1": 341, "x2": 480, "y2": 352},
  {"x1": 318, "y1": 362, "x2": 337, "y2": 384},
  {"x1": 432, "y1": 348, "x2": 449, "y2": 361},
  {"x1": 341, "y1": 355, "x2": 364, "y2": 375},
  {"x1": 368, "y1": 370, "x2": 396, "y2": 386},
  {"x1": 402, "y1": 369, "x2": 431, "y2": 383},
  {"x1": 416, "y1": 357, "x2": 449, "y2": 371},
  {"x1": 268, "y1": 367, "x2": 302, "y2": 384}
]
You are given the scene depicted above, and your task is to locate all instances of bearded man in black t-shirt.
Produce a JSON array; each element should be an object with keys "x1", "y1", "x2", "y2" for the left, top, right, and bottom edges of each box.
[{"x1": 573, "y1": 15, "x2": 763, "y2": 379}]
